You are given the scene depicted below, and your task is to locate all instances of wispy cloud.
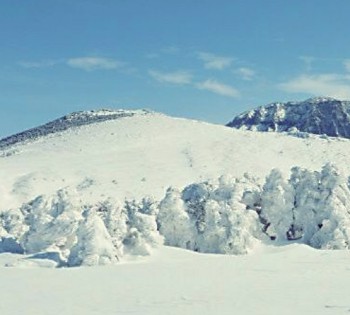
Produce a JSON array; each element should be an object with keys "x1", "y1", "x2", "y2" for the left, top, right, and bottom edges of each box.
[
  {"x1": 67, "y1": 57, "x2": 124, "y2": 71},
  {"x1": 299, "y1": 56, "x2": 316, "y2": 72},
  {"x1": 344, "y1": 59, "x2": 350, "y2": 72},
  {"x1": 18, "y1": 60, "x2": 59, "y2": 68},
  {"x1": 196, "y1": 79, "x2": 239, "y2": 98},
  {"x1": 161, "y1": 46, "x2": 180, "y2": 54},
  {"x1": 236, "y1": 67, "x2": 256, "y2": 81},
  {"x1": 145, "y1": 53, "x2": 159, "y2": 59},
  {"x1": 148, "y1": 70, "x2": 193, "y2": 85},
  {"x1": 279, "y1": 73, "x2": 350, "y2": 99},
  {"x1": 197, "y1": 52, "x2": 233, "y2": 70}
]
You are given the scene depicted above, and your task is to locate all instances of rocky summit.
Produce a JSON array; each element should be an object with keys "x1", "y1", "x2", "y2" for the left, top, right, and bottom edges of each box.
[{"x1": 227, "y1": 97, "x2": 350, "y2": 139}]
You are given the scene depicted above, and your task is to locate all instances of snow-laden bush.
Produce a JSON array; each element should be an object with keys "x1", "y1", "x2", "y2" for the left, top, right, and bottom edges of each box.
[
  {"x1": 286, "y1": 164, "x2": 350, "y2": 249},
  {"x1": 158, "y1": 165, "x2": 350, "y2": 253},
  {"x1": 0, "y1": 191, "x2": 162, "y2": 266},
  {"x1": 158, "y1": 174, "x2": 263, "y2": 255},
  {"x1": 94, "y1": 199, "x2": 127, "y2": 258},
  {"x1": 68, "y1": 208, "x2": 119, "y2": 267},
  {"x1": 260, "y1": 169, "x2": 295, "y2": 241},
  {"x1": 157, "y1": 187, "x2": 195, "y2": 250},
  {"x1": 308, "y1": 164, "x2": 350, "y2": 249},
  {"x1": 20, "y1": 189, "x2": 82, "y2": 261},
  {"x1": 289, "y1": 166, "x2": 321, "y2": 243},
  {"x1": 1, "y1": 163, "x2": 350, "y2": 267},
  {"x1": 123, "y1": 198, "x2": 163, "y2": 255}
]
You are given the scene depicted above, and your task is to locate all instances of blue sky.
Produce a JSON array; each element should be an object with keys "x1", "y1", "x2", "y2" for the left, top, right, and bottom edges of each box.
[{"x1": 1, "y1": 0, "x2": 350, "y2": 137}]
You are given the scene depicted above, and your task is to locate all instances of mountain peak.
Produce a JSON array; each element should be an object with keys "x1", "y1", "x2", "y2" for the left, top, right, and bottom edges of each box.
[
  {"x1": 227, "y1": 97, "x2": 350, "y2": 138},
  {"x1": 0, "y1": 108, "x2": 151, "y2": 149},
  {"x1": 63, "y1": 108, "x2": 150, "y2": 121},
  {"x1": 303, "y1": 96, "x2": 339, "y2": 104}
]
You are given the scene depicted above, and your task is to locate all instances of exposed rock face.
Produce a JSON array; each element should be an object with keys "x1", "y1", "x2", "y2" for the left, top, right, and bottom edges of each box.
[{"x1": 227, "y1": 97, "x2": 350, "y2": 138}]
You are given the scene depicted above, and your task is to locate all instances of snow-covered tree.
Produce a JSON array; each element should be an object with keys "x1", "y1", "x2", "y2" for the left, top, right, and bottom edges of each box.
[
  {"x1": 68, "y1": 208, "x2": 118, "y2": 267},
  {"x1": 0, "y1": 207, "x2": 26, "y2": 240},
  {"x1": 123, "y1": 199, "x2": 163, "y2": 256},
  {"x1": 94, "y1": 199, "x2": 127, "y2": 258},
  {"x1": 309, "y1": 164, "x2": 350, "y2": 249},
  {"x1": 0, "y1": 207, "x2": 25, "y2": 254},
  {"x1": 20, "y1": 189, "x2": 82, "y2": 262},
  {"x1": 182, "y1": 182, "x2": 211, "y2": 234},
  {"x1": 260, "y1": 169, "x2": 294, "y2": 241},
  {"x1": 157, "y1": 187, "x2": 195, "y2": 250},
  {"x1": 290, "y1": 167, "x2": 321, "y2": 243},
  {"x1": 158, "y1": 178, "x2": 261, "y2": 255},
  {"x1": 195, "y1": 199, "x2": 227, "y2": 253}
]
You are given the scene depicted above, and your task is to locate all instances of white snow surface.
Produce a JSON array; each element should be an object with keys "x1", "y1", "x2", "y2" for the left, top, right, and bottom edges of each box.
[
  {"x1": 2, "y1": 111, "x2": 350, "y2": 313},
  {"x1": 1, "y1": 111, "x2": 350, "y2": 209},
  {"x1": 1, "y1": 245, "x2": 350, "y2": 315},
  {"x1": 2, "y1": 111, "x2": 350, "y2": 262}
]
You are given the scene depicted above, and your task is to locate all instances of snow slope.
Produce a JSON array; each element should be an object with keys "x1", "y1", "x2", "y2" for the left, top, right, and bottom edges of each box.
[
  {"x1": 1, "y1": 245, "x2": 350, "y2": 315},
  {"x1": 2, "y1": 109, "x2": 350, "y2": 314},
  {"x1": 1, "y1": 109, "x2": 350, "y2": 210},
  {"x1": 1, "y1": 109, "x2": 350, "y2": 265}
]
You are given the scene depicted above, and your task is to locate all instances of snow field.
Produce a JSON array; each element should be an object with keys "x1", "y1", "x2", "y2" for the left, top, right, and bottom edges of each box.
[{"x1": 1, "y1": 245, "x2": 350, "y2": 315}]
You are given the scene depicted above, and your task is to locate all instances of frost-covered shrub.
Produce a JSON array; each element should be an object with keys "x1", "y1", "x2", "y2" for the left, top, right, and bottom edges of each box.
[
  {"x1": 260, "y1": 169, "x2": 295, "y2": 241},
  {"x1": 0, "y1": 190, "x2": 163, "y2": 266},
  {"x1": 68, "y1": 208, "x2": 119, "y2": 267},
  {"x1": 288, "y1": 164, "x2": 350, "y2": 248},
  {"x1": 194, "y1": 175, "x2": 262, "y2": 254},
  {"x1": 123, "y1": 198, "x2": 163, "y2": 256},
  {"x1": 2, "y1": 163, "x2": 350, "y2": 267},
  {"x1": 182, "y1": 182, "x2": 211, "y2": 234},
  {"x1": 94, "y1": 199, "x2": 127, "y2": 257},
  {"x1": 158, "y1": 175, "x2": 263, "y2": 255},
  {"x1": 157, "y1": 187, "x2": 195, "y2": 250},
  {"x1": 20, "y1": 189, "x2": 82, "y2": 261},
  {"x1": 309, "y1": 164, "x2": 350, "y2": 249},
  {"x1": 290, "y1": 167, "x2": 321, "y2": 243},
  {"x1": 0, "y1": 208, "x2": 26, "y2": 240}
]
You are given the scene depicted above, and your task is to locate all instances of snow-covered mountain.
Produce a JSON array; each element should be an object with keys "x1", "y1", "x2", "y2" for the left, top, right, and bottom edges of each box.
[
  {"x1": 1, "y1": 108, "x2": 350, "y2": 267},
  {"x1": 227, "y1": 97, "x2": 350, "y2": 138},
  {"x1": 2, "y1": 108, "x2": 350, "y2": 209},
  {"x1": 0, "y1": 109, "x2": 149, "y2": 149}
]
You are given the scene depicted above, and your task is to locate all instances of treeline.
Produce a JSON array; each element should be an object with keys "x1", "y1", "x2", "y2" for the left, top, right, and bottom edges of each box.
[{"x1": 1, "y1": 164, "x2": 350, "y2": 266}]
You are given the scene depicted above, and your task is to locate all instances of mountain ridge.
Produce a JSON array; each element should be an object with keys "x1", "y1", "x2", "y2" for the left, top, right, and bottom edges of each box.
[
  {"x1": 0, "y1": 109, "x2": 150, "y2": 149},
  {"x1": 227, "y1": 97, "x2": 350, "y2": 139},
  {"x1": 1, "y1": 102, "x2": 350, "y2": 266}
]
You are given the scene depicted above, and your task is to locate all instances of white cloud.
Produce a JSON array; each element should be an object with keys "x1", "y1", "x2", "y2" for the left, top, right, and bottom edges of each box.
[
  {"x1": 197, "y1": 52, "x2": 233, "y2": 70},
  {"x1": 145, "y1": 53, "x2": 159, "y2": 59},
  {"x1": 67, "y1": 57, "x2": 123, "y2": 71},
  {"x1": 236, "y1": 67, "x2": 256, "y2": 80},
  {"x1": 18, "y1": 60, "x2": 59, "y2": 68},
  {"x1": 299, "y1": 56, "x2": 316, "y2": 71},
  {"x1": 196, "y1": 79, "x2": 239, "y2": 98},
  {"x1": 279, "y1": 73, "x2": 350, "y2": 100},
  {"x1": 344, "y1": 59, "x2": 350, "y2": 72},
  {"x1": 161, "y1": 46, "x2": 180, "y2": 54},
  {"x1": 148, "y1": 70, "x2": 193, "y2": 85}
]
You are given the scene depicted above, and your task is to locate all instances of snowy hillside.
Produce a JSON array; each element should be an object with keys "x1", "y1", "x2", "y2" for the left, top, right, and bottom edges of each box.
[
  {"x1": 227, "y1": 97, "x2": 350, "y2": 138},
  {"x1": 2, "y1": 109, "x2": 350, "y2": 210},
  {"x1": 0, "y1": 109, "x2": 149, "y2": 149},
  {"x1": 2, "y1": 109, "x2": 350, "y2": 266}
]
